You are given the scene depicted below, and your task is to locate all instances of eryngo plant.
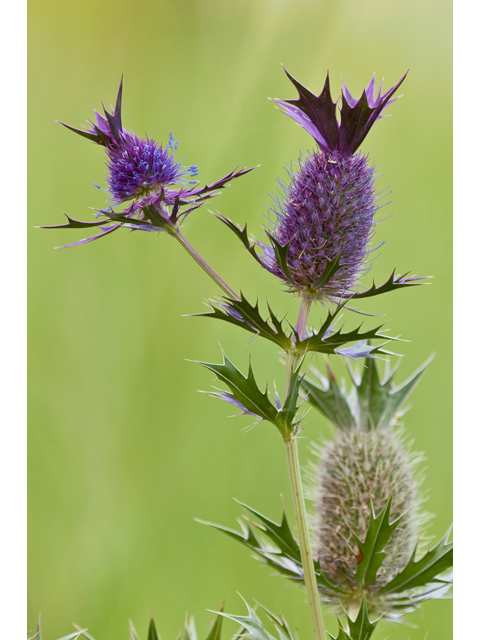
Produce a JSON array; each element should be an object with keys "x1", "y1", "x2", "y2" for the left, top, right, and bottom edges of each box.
[{"x1": 40, "y1": 68, "x2": 452, "y2": 640}]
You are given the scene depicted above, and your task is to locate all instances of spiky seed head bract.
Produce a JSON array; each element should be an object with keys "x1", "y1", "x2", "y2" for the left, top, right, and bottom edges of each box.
[
  {"x1": 313, "y1": 427, "x2": 420, "y2": 614},
  {"x1": 262, "y1": 69, "x2": 407, "y2": 301},
  {"x1": 49, "y1": 79, "x2": 255, "y2": 247}
]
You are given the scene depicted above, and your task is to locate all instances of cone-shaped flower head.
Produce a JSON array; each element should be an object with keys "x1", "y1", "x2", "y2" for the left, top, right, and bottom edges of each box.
[
  {"x1": 263, "y1": 68, "x2": 407, "y2": 301},
  {"x1": 51, "y1": 79, "x2": 254, "y2": 247}
]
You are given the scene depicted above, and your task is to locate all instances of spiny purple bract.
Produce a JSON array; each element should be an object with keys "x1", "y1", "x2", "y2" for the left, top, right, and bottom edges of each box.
[
  {"x1": 268, "y1": 149, "x2": 376, "y2": 299},
  {"x1": 49, "y1": 79, "x2": 254, "y2": 247},
  {"x1": 263, "y1": 69, "x2": 406, "y2": 300},
  {"x1": 60, "y1": 78, "x2": 198, "y2": 205}
]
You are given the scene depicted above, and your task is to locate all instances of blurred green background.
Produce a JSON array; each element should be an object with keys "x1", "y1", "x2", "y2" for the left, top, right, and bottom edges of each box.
[{"x1": 28, "y1": 0, "x2": 452, "y2": 638}]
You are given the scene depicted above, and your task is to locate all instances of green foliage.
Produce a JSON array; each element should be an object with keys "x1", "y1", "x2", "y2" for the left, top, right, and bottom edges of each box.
[
  {"x1": 55, "y1": 610, "x2": 229, "y2": 640},
  {"x1": 301, "y1": 355, "x2": 433, "y2": 430},
  {"x1": 197, "y1": 292, "x2": 397, "y2": 361},
  {"x1": 213, "y1": 215, "x2": 266, "y2": 268},
  {"x1": 198, "y1": 497, "x2": 452, "y2": 623},
  {"x1": 215, "y1": 598, "x2": 290, "y2": 640},
  {"x1": 255, "y1": 603, "x2": 298, "y2": 640},
  {"x1": 353, "y1": 498, "x2": 403, "y2": 590},
  {"x1": 345, "y1": 595, "x2": 377, "y2": 640},
  {"x1": 196, "y1": 353, "x2": 303, "y2": 436},
  {"x1": 198, "y1": 500, "x2": 343, "y2": 597},
  {"x1": 327, "y1": 596, "x2": 377, "y2": 640},
  {"x1": 300, "y1": 369, "x2": 355, "y2": 431},
  {"x1": 148, "y1": 618, "x2": 161, "y2": 640},
  {"x1": 342, "y1": 270, "x2": 429, "y2": 300},
  {"x1": 355, "y1": 356, "x2": 433, "y2": 430},
  {"x1": 194, "y1": 294, "x2": 292, "y2": 351},
  {"x1": 379, "y1": 530, "x2": 453, "y2": 596},
  {"x1": 265, "y1": 232, "x2": 297, "y2": 288},
  {"x1": 129, "y1": 621, "x2": 141, "y2": 640}
]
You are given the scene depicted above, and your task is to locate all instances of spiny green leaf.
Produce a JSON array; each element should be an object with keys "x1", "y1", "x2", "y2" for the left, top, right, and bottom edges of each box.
[
  {"x1": 265, "y1": 233, "x2": 297, "y2": 287},
  {"x1": 379, "y1": 530, "x2": 453, "y2": 595},
  {"x1": 236, "y1": 500, "x2": 302, "y2": 563},
  {"x1": 311, "y1": 251, "x2": 344, "y2": 292},
  {"x1": 205, "y1": 607, "x2": 225, "y2": 640},
  {"x1": 355, "y1": 355, "x2": 433, "y2": 430},
  {"x1": 213, "y1": 599, "x2": 278, "y2": 640},
  {"x1": 342, "y1": 269, "x2": 430, "y2": 300},
  {"x1": 300, "y1": 368, "x2": 355, "y2": 430},
  {"x1": 148, "y1": 617, "x2": 161, "y2": 640},
  {"x1": 277, "y1": 366, "x2": 304, "y2": 433},
  {"x1": 197, "y1": 353, "x2": 281, "y2": 425},
  {"x1": 129, "y1": 620, "x2": 141, "y2": 640},
  {"x1": 385, "y1": 578, "x2": 452, "y2": 612},
  {"x1": 356, "y1": 357, "x2": 387, "y2": 430},
  {"x1": 29, "y1": 618, "x2": 42, "y2": 640},
  {"x1": 196, "y1": 353, "x2": 301, "y2": 436},
  {"x1": 198, "y1": 515, "x2": 304, "y2": 582},
  {"x1": 255, "y1": 603, "x2": 298, "y2": 640},
  {"x1": 297, "y1": 318, "x2": 395, "y2": 358},
  {"x1": 56, "y1": 631, "x2": 90, "y2": 640},
  {"x1": 376, "y1": 355, "x2": 433, "y2": 429},
  {"x1": 214, "y1": 215, "x2": 265, "y2": 267},
  {"x1": 346, "y1": 595, "x2": 377, "y2": 640},
  {"x1": 354, "y1": 497, "x2": 404, "y2": 589},
  {"x1": 184, "y1": 617, "x2": 197, "y2": 640},
  {"x1": 327, "y1": 624, "x2": 352, "y2": 640},
  {"x1": 198, "y1": 500, "x2": 344, "y2": 596},
  {"x1": 39, "y1": 213, "x2": 110, "y2": 230},
  {"x1": 195, "y1": 294, "x2": 292, "y2": 350}
]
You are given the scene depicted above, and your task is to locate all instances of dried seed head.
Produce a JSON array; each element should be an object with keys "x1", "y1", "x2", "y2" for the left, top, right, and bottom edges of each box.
[{"x1": 313, "y1": 427, "x2": 421, "y2": 612}]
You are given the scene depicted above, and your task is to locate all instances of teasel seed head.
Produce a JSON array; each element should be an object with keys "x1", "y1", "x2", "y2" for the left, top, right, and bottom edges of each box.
[{"x1": 313, "y1": 426, "x2": 424, "y2": 614}]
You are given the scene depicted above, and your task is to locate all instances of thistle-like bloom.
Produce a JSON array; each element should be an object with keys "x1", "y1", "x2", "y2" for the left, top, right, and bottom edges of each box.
[
  {"x1": 46, "y1": 79, "x2": 254, "y2": 247},
  {"x1": 60, "y1": 80, "x2": 198, "y2": 206},
  {"x1": 261, "y1": 68, "x2": 407, "y2": 301}
]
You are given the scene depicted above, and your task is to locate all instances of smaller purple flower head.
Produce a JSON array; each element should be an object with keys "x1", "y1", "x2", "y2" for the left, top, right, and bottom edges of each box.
[
  {"x1": 59, "y1": 78, "x2": 198, "y2": 206},
  {"x1": 48, "y1": 79, "x2": 255, "y2": 247},
  {"x1": 260, "y1": 68, "x2": 407, "y2": 302}
]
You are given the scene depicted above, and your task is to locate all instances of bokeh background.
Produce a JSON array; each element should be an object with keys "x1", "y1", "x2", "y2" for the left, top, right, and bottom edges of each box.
[{"x1": 28, "y1": 1, "x2": 452, "y2": 638}]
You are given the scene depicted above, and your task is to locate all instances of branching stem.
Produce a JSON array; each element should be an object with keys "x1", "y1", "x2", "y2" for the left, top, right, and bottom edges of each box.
[
  {"x1": 283, "y1": 295, "x2": 327, "y2": 640},
  {"x1": 174, "y1": 229, "x2": 239, "y2": 300}
]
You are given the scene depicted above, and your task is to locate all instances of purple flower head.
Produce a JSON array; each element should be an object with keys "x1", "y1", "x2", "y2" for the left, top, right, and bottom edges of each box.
[
  {"x1": 48, "y1": 79, "x2": 255, "y2": 247},
  {"x1": 273, "y1": 67, "x2": 407, "y2": 156},
  {"x1": 258, "y1": 68, "x2": 407, "y2": 301},
  {"x1": 264, "y1": 150, "x2": 377, "y2": 300},
  {"x1": 59, "y1": 79, "x2": 198, "y2": 206}
]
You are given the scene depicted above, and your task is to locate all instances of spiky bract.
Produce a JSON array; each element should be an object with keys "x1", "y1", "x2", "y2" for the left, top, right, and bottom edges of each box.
[
  {"x1": 273, "y1": 68, "x2": 407, "y2": 156},
  {"x1": 259, "y1": 68, "x2": 409, "y2": 300},
  {"x1": 48, "y1": 79, "x2": 254, "y2": 247},
  {"x1": 314, "y1": 427, "x2": 420, "y2": 612},
  {"x1": 265, "y1": 150, "x2": 376, "y2": 299}
]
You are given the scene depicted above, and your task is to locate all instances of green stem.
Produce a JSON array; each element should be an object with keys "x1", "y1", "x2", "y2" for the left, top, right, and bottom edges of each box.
[
  {"x1": 284, "y1": 434, "x2": 326, "y2": 640},
  {"x1": 283, "y1": 294, "x2": 326, "y2": 640},
  {"x1": 173, "y1": 229, "x2": 239, "y2": 300}
]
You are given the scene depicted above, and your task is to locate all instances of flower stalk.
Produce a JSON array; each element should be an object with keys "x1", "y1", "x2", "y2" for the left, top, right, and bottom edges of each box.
[
  {"x1": 284, "y1": 433, "x2": 327, "y2": 640},
  {"x1": 173, "y1": 229, "x2": 239, "y2": 300},
  {"x1": 283, "y1": 294, "x2": 327, "y2": 640}
]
